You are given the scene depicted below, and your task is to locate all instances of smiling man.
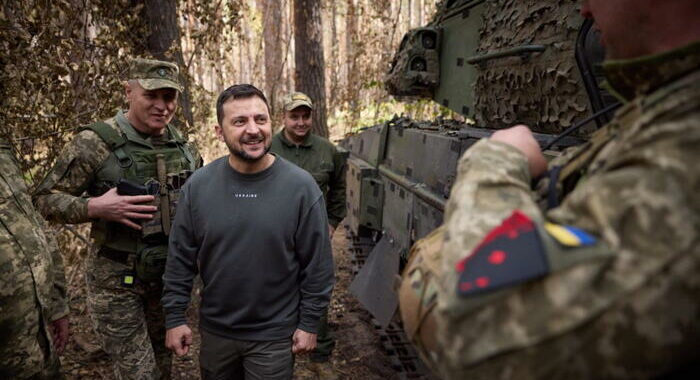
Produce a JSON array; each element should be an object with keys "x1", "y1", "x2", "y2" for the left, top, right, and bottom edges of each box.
[
  {"x1": 162, "y1": 84, "x2": 334, "y2": 380},
  {"x1": 33, "y1": 58, "x2": 201, "y2": 379},
  {"x1": 270, "y1": 92, "x2": 346, "y2": 379},
  {"x1": 271, "y1": 92, "x2": 346, "y2": 235}
]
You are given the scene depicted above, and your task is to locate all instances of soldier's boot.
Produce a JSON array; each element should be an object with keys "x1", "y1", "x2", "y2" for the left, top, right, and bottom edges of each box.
[{"x1": 309, "y1": 361, "x2": 338, "y2": 380}]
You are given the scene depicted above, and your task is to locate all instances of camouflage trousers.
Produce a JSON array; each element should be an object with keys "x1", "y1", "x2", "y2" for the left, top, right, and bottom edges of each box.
[
  {"x1": 0, "y1": 307, "x2": 62, "y2": 379},
  {"x1": 85, "y1": 254, "x2": 171, "y2": 380},
  {"x1": 0, "y1": 260, "x2": 62, "y2": 379}
]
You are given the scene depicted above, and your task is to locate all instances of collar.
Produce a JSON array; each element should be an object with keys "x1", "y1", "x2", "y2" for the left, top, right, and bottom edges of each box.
[
  {"x1": 603, "y1": 40, "x2": 700, "y2": 101},
  {"x1": 278, "y1": 128, "x2": 313, "y2": 147},
  {"x1": 116, "y1": 110, "x2": 175, "y2": 147}
]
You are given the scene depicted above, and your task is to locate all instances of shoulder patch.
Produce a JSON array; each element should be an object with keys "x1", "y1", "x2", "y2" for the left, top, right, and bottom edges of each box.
[
  {"x1": 455, "y1": 210, "x2": 549, "y2": 297},
  {"x1": 544, "y1": 223, "x2": 596, "y2": 247}
]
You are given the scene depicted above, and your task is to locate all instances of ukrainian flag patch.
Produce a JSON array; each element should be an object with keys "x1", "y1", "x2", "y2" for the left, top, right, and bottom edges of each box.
[{"x1": 544, "y1": 223, "x2": 596, "y2": 247}]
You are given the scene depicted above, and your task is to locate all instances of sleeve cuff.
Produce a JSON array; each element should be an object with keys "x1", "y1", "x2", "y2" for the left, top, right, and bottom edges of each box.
[
  {"x1": 297, "y1": 318, "x2": 320, "y2": 334},
  {"x1": 465, "y1": 139, "x2": 532, "y2": 184},
  {"x1": 74, "y1": 197, "x2": 90, "y2": 222},
  {"x1": 164, "y1": 310, "x2": 188, "y2": 330}
]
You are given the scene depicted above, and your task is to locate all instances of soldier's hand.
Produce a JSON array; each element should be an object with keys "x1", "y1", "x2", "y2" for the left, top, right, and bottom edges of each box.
[
  {"x1": 292, "y1": 328, "x2": 317, "y2": 354},
  {"x1": 87, "y1": 187, "x2": 157, "y2": 230},
  {"x1": 491, "y1": 125, "x2": 548, "y2": 178},
  {"x1": 328, "y1": 224, "x2": 335, "y2": 238},
  {"x1": 166, "y1": 324, "x2": 192, "y2": 356},
  {"x1": 49, "y1": 316, "x2": 69, "y2": 353}
]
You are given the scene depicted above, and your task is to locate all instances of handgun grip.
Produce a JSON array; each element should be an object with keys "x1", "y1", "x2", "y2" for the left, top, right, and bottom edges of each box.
[{"x1": 116, "y1": 178, "x2": 148, "y2": 196}]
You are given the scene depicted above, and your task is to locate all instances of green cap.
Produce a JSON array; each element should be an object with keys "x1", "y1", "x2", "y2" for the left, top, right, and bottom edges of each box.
[
  {"x1": 282, "y1": 91, "x2": 313, "y2": 111},
  {"x1": 129, "y1": 58, "x2": 183, "y2": 92}
]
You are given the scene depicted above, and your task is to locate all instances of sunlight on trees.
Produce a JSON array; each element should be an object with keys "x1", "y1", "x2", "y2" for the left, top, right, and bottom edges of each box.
[{"x1": 0, "y1": 0, "x2": 442, "y2": 167}]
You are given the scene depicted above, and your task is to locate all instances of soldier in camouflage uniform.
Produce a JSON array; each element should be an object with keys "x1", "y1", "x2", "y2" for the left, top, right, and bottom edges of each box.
[
  {"x1": 1, "y1": 139, "x2": 69, "y2": 379},
  {"x1": 270, "y1": 92, "x2": 347, "y2": 380},
  {"x1": 33, "y1": 58, "x2": 201, "y2": 380},
  {"x1": 400, "y1": 0, "x2": 700, "y2": 378}
]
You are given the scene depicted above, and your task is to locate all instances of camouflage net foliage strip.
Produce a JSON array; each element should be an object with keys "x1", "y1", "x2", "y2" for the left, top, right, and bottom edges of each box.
[
  {"x1": 0, "y1": 0, "x2": 234, "y2": 275},
  {"x1": 0, "y1": 0, "x2": 236, "y2": 182},
  {"x1": 474, "y1": 0, "x2": 592, "y2": 134}
]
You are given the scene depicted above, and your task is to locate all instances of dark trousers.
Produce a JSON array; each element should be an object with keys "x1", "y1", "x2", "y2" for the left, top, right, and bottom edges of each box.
[
  {"x1": 310, "y1": 308, "x2": 335, "y2": 363},
  {"x1": 199, "y1": 329, "x2": 294, "y2": 380}
]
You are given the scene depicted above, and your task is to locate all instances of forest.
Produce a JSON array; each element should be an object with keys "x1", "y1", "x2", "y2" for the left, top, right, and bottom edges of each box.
[
  {"x1": 1, "y1": 0, "x2": 443, "y2": 378},
  {"x1": 1, "y1": 0, "x2": 443, "y2": 166},
  {"x1": 0, "y1": 0, "x2": 444, "y2": 279}
]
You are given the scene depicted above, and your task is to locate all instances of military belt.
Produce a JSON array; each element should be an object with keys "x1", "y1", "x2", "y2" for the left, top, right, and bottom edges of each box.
[{"x1": 97, "y1": 247, "x2": 131, "y2": 265}]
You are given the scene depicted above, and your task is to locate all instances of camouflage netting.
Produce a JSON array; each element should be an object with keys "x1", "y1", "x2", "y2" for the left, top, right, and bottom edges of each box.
[{"x1": 474, "y1": 0, "x2": 593, "y2": 135}]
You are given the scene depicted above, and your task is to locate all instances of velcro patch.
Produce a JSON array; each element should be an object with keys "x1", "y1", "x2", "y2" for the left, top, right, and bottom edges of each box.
[
  {"x1": 456, "y1": 210, "x2": 549, "y2": 297},
  {"x1": 122, "y1": 275, "x2": 134, "y2": 288},
  {"x1": 544, "y1": 223, "x2": 596, "y2": 247}
]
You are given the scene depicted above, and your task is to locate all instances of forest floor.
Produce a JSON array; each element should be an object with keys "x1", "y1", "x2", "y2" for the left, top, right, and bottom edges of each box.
[{"x1": 58, "y1": 225, "x2": 399, "y2": 379}]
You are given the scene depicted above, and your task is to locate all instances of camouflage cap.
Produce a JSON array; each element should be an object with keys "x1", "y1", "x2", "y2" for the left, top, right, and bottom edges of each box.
[
  {"x1": 129, "y1": 58, "x2": 183, "y2": 92},
  {"x1": 282, "y1": 91, "x2": 314, "y2": 111}
]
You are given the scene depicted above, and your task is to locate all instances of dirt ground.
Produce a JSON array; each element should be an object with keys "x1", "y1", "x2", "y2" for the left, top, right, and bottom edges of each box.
[{"x1": 58, "y1": 226, "x2": 398, "y2": 379}]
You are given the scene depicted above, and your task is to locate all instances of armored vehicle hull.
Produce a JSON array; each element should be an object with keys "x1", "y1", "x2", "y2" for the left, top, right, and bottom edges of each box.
[{"x1": 341, "y1": 0, "x2": 618, "y2": 377}]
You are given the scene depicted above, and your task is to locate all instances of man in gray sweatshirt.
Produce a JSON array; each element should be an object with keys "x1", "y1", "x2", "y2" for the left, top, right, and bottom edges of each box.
[{"x1": 162, "y1": 84, "x2": 334, "y2": 380}]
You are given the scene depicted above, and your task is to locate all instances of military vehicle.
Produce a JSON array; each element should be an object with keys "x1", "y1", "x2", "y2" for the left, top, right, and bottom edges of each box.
[{"x1": 341, "y1": 0, "x2": 619, "y2": 377}]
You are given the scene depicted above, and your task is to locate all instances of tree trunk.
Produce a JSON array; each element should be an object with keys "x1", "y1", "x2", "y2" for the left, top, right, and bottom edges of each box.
[
  {"x1": 293, "y1": 0, "x2": 328, "y2": 138},
  {"x1": 143, "y1": 0, "x2": 195, "y2": 132},
  {"x1": 345, "y1": 0, "x2": 358, "y2": 133},
  {"x1": 238, "y1": 34, "x2": 245, "y2": 84},
  {"x1": 327, "y1": 0, "x2": 339, "y2": 111},
  {"x1": 417, "y1": 0, "x2": 423, "y2": 25},
  {"x1": 261, "y1": 0, "x2": 283, "y2": 115},
  {"x1": 287, "y1": 0, "x2": 295, "y2": 93}
]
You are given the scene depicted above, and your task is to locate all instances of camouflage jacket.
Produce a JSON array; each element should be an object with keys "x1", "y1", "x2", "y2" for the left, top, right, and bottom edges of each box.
[
  {"x1": 270, "y1": 130, "x2": 347, "y2": 228},
  {"x1": 0, "y1": 139, "x2": 68, "y2": 376},
  {"x1": 435, "y1": 40, "x2": 700, "y2": 378},
  {"x1": 32, "y1": 111, "x2": 201, "y2": 243}
]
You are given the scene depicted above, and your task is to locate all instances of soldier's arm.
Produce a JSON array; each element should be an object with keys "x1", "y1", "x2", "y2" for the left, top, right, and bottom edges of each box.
[
  {"x1": 0, "y1": 141, "x2": 69, "y2": 321},
  {"x1": 326, "y1": 146, "x2": 347, "y2": 228},
  {"x1": 422, "y1": 117, "x2": 700, "y2": 377},
  {"x1": 33, "y1": 130, "x2": 110, "y2": 224}
]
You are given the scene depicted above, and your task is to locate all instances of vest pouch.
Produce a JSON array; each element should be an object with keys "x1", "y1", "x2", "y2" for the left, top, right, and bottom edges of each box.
[
  {"x1": 141, "y1": 180, "x2": 164, "y2": 239},
  {"x1": 130, "y1": 148, "x2": 188, "y2": 183},
  {"x1": 166, "y1": 170, "x2": 195, "y2": 227},
  {"x1": 135, "y1": 244, "x2": 168, "y2": 282},
  {"x1": 399, "y1": 226, "x2": 444, "y2": 373},
  {"x1": 168, "y1": 188, "x2": 181, "y2": 221},
  {"x1": 141, "y1": 195, "x2": 163, "y2": 239}
]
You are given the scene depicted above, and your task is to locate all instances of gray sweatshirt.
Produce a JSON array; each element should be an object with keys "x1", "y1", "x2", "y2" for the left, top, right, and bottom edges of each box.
[{"x1": 162, "y1": 155, "x2": 334, "y2": 340}]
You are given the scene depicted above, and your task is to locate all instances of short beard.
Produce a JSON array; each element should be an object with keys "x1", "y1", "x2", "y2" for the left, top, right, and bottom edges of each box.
[{"x1": 229, "y1": 143, "x2": 271, "y2": 162}]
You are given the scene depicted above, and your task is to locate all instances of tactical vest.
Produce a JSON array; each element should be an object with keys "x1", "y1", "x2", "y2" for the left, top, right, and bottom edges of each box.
[{"x1": 85, "y1": 118, "x2": 197, "y2": 282}]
